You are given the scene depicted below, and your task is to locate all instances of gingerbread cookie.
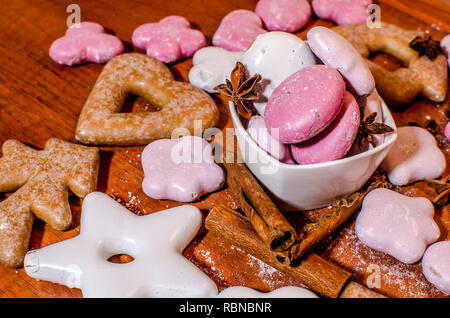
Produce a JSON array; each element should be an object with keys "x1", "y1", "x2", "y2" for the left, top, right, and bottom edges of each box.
[
  {"x1": 0, "y1": 138, "x2": 99, "y2": 268},
  {"x1": 441, "y1": 35, "x2": 450, "y2": 68},
  {"x1": 141, "y1": 136, "x2": 225, "y2": 202},
  {"x1": 422, "y1": 241, "x2": 450, "y2": 295},
  {"x1": 382, "y1": 126, "x2": 446, "y2": 186},
  {"x1": 132, "y1": 16, "x2": 206, "y2": 64},
  {"x1": 189, "y1": 46, "x2": 243, "y2": 93},
  {"x1": 49, "y1": 22, "x2": 124, "y2": 66},
  {"x1": 355, "y1": 188, "x2": 440, "y2": 264},
  {"x1": 24, "y1": 192, "x2": 218, "y2": 297},
  {"x1": 75, "y1": 53, "x2": 219, "y2": 145},
  {"x1": 312, "y1": 0, "x2": 373, "y2": 26},
  {"x1": 212, "y1": 10, "x2": 267, "y2": 52},
  {"x1": 333, "y1": 23, "x2": 448, "y2": 107},
  {"x1": 218, "y1": 286, "x2": 318, "y2": 298},
  {"x1": 255, "y1": 0, "x2": 311, "y2": 33}
]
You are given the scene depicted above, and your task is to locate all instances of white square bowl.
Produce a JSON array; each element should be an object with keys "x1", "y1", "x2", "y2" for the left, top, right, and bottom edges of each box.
[{"x1": 229, "y1": 101, "x2": 398, "y2": 211}]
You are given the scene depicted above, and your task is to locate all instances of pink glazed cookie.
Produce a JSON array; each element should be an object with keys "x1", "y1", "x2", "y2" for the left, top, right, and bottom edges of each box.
[
  {"x1": 255, "y1": 0, "x2": 311, "y2": 33},
  {"x1": 355, "y1": 188, "x2": 440, "y2": 264},
  {"x1": 312, "y1": 0, "x2": 373, "y2": 26},
  {"x1": 132, "y1": 16, "x2": 206, "y2": 64},
  {"x1": 422, "y1": 241, "x2": 450, "y2": 295},
  {"x1": 212, "y1": 10, "x2": 267, "y2": 52},
  {"x1": 441, "y1": 35, "x2": 450, "y2": 68},
  {"x1": 264, "y1": 65, "x2": 345, "y2": 144},
  {"x1": 141, "y1": 136, "x2": 224, "y2": 202},
  {"x1": 307, "y1": 26, "x2": 375, "y2": 96},
  {"x1": 247, "y1": 116, "x2": 295, "y2": 164},
  {"x1": 445, "y1": 122, "x2": 450, "y2": 142},
  {"x1": 291, "y1": 91, "x2": 360, "y2": 164},
  {"x1": 49, "y1": 22, "x2": 124, "y2": 66},
  {"x1": 382, "y1": 126, "x2": 446, "y2": 186}
]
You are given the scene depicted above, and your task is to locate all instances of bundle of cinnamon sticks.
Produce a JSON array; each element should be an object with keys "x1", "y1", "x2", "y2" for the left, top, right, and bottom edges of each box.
[
  {"x1": 221, "y1": 151, "x2": 364, "y2": 264},
  {"x1": 204, "y1": 151, "x2": 385, "y2": 298}
]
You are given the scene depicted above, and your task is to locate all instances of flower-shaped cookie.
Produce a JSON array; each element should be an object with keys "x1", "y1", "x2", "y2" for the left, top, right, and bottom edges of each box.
[
  {"x1": 382, "y1": 126, "x2": 446, "y2": 186},
  {"x1": 141, "y1": 136, "x2": 225, "y2": 202},
  {"x1": 355, "y1": 188, "x2": 440, "y2": 264},
  {"x1": 255, "y1": 0, "x2": 311, "y2": 33},
  {"x1": 422, "y1": 241, "x2": 450, "y2": 295},
  {"x1": 218, "y1": 286, "x2": 318, "y2": 298},
  {"x1": 132, "y1": 16, "x2": 206, "y2": 64},
  {"x1": 445, "y1": 122, "x2": 450, "y2": 142},
  {"x1": 189, "y1": 47, "x2": 243, "y2": 93},
  {"x1": 212, "y1": 10, "x2": 267, "y2": 52},
  {"x1": 312, "y1": 0, "x2": 373, "y2": 26},
  {"x1": 49, "y1": 22, "x2": 124, "y2": 66}
]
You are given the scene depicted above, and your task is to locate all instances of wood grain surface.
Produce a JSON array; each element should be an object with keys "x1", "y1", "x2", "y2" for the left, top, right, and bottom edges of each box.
[{"x1": 0, "y1": 0, "x2": 449, "y2": 298}]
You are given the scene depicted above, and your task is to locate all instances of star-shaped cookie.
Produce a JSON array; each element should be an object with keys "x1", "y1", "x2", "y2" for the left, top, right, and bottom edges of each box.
[{"x1": 24, "y1": 192, "x2": 218, "y2": 298}]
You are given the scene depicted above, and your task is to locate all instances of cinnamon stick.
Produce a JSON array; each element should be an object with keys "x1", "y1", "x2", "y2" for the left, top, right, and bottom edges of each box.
[
  {"x1": 278, "y1": 192, "x2": 365, "y2": 263},
  {"x1": 222, "y1": 151, "x2": 296, "y2": 252},
  {"x1": 206, "y1": 205, "x2": 352, "y2": 298}
]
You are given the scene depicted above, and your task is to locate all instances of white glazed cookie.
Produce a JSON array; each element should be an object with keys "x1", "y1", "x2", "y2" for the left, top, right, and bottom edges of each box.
[
  {"x1": 356, "y1": 188, "x2": 440, "y2": 264},
  {"x1": 218, "y1": 286, "x2": 318, "y2": 298},
  {"x1": 189, "y1": 47, "x2": 243, "y2": 93},
  {"x1": 382, "y1": 126, "x2": 446, "y2": 186},
  {"x1": 24, "y1": 192, "x2": 218, "y2": 298},
  {"x1": 307, "y1": 26, "x2": 375, "y2": 96}
]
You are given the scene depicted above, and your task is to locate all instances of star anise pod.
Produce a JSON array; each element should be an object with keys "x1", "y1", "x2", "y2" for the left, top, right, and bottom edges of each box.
[
  {"x1": 215, "y1": 62, "x2": 262, "y2": 119},
  {"x1": 425, "y1": 177, "x2": 450, "y2": 208},
  {"x1": 366, "y1": 170, "x2": 394, "y2": 192},
  {"x1": 409, "y1": 35, "x2": 443, "y2": 61},
  {"x1": 358, "y1": 112, "x2": 394, "y2": 150}
]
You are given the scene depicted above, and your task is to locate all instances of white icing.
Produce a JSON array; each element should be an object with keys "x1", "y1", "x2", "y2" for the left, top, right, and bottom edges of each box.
[
  {"x1": 189, "y1": 47, "x2": 243, "y2": 93},
  {"x1": 23, "y1": 192, "x2": 218, "y2": 298}
]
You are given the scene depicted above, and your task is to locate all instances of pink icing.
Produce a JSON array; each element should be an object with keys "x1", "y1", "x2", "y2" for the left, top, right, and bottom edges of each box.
[
  {"x1": 291, "y1": 91, "x2": 360, "y2": 164},
  {"x1": 441, "y1": 35, "x2": 450, "y2": 69},
  {"x1": 382, "y1": 126, "x2": 446, "y2": 186},
  {"x1": 247, "y1": 116, "x2": 295, "y2": 164},
  {"x1": 422, "y1": 241, "x2": 450, "y2": 295},
  {"x1": 445, "y1": 122, "x2": 450, "y2": 142},
  {"x1": 307, "y1": 26, "x2": 375, "y2": 96},
  {"x1": 49, "y1": 22, "x2": 124, "y2": 66},
  {"x1": 212, "y1": 10, "x2": 267, "y2": 52},
  {"x1": 355, "y1": 188, "x2": 440, "y2": 264},
  {"x1": 132, "y1": 16, "x2": 206, "y2": 64},
  {"x1": 312, "y1": 0, "x2": 373, "y2": 26},
  {"x1": 141, "y1": 136, "x2": 225, "y2": 202},
  {"x1": 264, "y1": 65, "x2": 345, "y2": 144},
  {"x1": 255, "y1": 0, "x2": 311, "y2": 33}
]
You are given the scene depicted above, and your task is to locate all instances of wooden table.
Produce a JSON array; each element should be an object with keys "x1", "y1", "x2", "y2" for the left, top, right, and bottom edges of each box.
[{"x1": 0, "y1": 0, "x2": 449, "y2": 298}]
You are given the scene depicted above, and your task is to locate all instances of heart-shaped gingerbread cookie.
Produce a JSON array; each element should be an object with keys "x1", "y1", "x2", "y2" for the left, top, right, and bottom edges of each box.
[{"x1": 75, "y1": 53, "x2": 220, "y2": 145}]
